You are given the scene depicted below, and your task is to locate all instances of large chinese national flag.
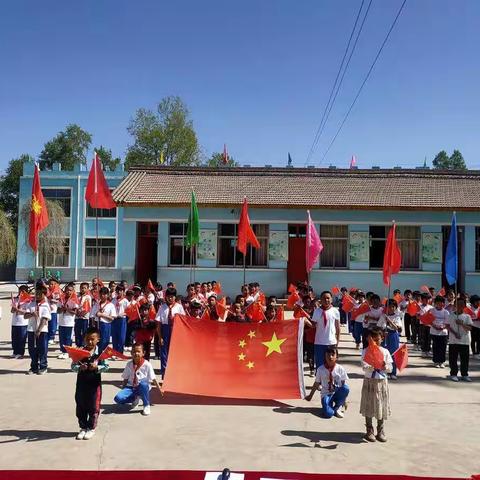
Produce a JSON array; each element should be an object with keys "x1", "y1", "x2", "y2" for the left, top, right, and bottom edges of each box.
[
  {"x1": 29, "y1": 164, "x2": 49, "y2": 252},
  {"x1": 163, "y1": 315, "x2": 305, "y2": 400}
]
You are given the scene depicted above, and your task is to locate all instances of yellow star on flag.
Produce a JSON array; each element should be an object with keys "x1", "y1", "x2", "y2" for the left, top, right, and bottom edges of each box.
[
  {"x1": 246, "y1": 361, "x2": 255, "y2": 369},
  {"x1": 247, "y1": 330, "x2": 256, "y2": 339},
  {"x1": 238, "y1": 353, "x2": 246, "y2": 361},
  {"x1": 238, "y1": 339, "x2": 246, "y2": 348},
  {"x1": 32, "y1": 195, "x2": 42, "y2": 215},
  {"x1": 262, "y1": 332, "x2": 287, "y2": 357}
]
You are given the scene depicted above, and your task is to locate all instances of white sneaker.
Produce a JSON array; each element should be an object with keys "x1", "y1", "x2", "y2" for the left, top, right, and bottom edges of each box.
[
  {"x1": 142, "y1": 405, "x2": 151, "y2": 416},
  {"x1": 390, "y1": 375, "x2": 398, "y2": 380},
  {"x1": 434, "y1": 363, "x2": 441, "y2": 368},
  {"x1": 131, "y1": 397, "x2": 140, "y2": 409},
  {"x1": 48, "y1": 340, "x2": 55, "y2": 345},
  {"x1": 450, "y1": 375, "x2": 459, "y2": 382},
  {"x1": 83, "y1": 429, "x2": 95, "y2": 440},
  {"x1": 76, "y1": 430, "x2": 86, "y2": 440},
  {"x1": 334, "y1": 410, "x2": 344, "y2": 418},
  {"x1": 461, "y1": 376, "x2": 472, "y2": 382},
  {"x1": 439, "y1": 363, "x2": 445, "y2": 369}
]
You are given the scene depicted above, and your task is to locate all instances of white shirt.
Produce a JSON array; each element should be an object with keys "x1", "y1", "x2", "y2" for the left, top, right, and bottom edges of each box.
[
  {"x1": 48, "y1": 290, "x2": 60, "y2": 314},
  {"x1": 364, "y1": 306, "x2": 384, "y2": 327},
  {"x1": 122, "y1": 360, "x2": 156, "y2": 388},
  {"x1": 447, "y1": 313, "x2": 473, "y2": 345},
  {"x1": 378, "y1": 313, "x2": 402, "y2": 332},
  {"x1": 311, "y1": 307, "x2": 340, "y2": 345},
  {"x1": 58, "y1": 297, "x2": 78, "y2": 327},
  {"x1": 315, "y1": 363, "x2": 349, "y2": 398},
  {"x1": 155, "y1": 302, "x2": 185, "y2": 325},
  {"x1": 78, "y1": 294, "x2": 92, "y2": 320},
  {"x1": 11, "y1": 297, "x2": 30, "y2": 327},
  {"x1": 430, "y1": 308, "x2": 449, "y2": 336},
  {"x1": 361, "y1": 346, "x2": 393, "y2": 379},
  {"x1": 113, "y1": 297, "x2": 129, "y2": 317},
  {"x1": 26, "y1": 300, "x2": 52, "y2": 333},
  {"x1": 91, "y1": 301, "x2": 117, "y2": 323}
]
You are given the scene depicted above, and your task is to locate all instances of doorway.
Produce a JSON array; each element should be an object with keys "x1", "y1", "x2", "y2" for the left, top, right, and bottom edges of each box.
[
  {"x1": 136, "y1": 222, "x2": 158, "y2": 286},
  {"x1": 287, "y1": 224, "x2": 307, "y2": 289}
]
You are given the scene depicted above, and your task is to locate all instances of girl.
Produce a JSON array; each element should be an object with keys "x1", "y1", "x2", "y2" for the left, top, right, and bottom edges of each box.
[
  {"x1": 418, "y1": 292, "x2": 433, "y2": 357},
  {"x1": 378, "y1": 299, "x2": 402, "y2": 380},
  {"x1": 10, "y1": 285, "x2": 30, "y2": 358},
  {"x1": 112, "y1": 285, "x2": 129, "y2": 355},
  {"x1": 430, "y1": 295, "x2": 449, "y2": 368},
  {"x1": 360, "y1": 327, "x2": 393, "y2": 443},
  {"x1": 75, "y1": 283, "x2": 92, "y2": 347},
  {"x1": 469, "y1": 294, "x2": 480, "y2": 358},
  {"x1": 352, "y1": 291, "x2": 365, "y2": 349},
  {"x1": 57, "y1": 283, "x2": 78, "y2": 359},
  {"x1": 47, "y1": 278, "x2": 61, "y2": 344},
  {"x1": 91, "y1": 287, "x2": 116, "y2": 354}
]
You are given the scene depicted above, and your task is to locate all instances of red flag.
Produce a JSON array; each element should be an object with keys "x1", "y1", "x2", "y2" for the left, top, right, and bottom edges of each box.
[
  {"x1": 246, "y1": 302, "x2": 266, "y2": 322},
  {"x1": 293, "y1": 306, "x2": 310, "y2": 319},
  {"x1": 420, "y1": 310, "x2": 435, "y2": 326},
  {"x1": 19, "y1": 290, "x2": 33, "y2": 304},
  {"x1": 237, "y1": 197, "x2": 260, "y2": 255},
  {"x1": 463, "y1": 307, "x2": 475, "y2": 319},
  {"x1": 393, "y1": 343, "x2": 409, "y2": 372},
  {"x1": 85, "y1": 152, "x2": 116, "y2": 209},
  {"x1": 438, "y1": 287, "x2": 446, "y2": 297},
  {"x1": 393, "y1": 293, "x2": 403, "y2": 304},
  {"x1": 352, "y1": 301, "x2": 370, "y2": 321},
  {"x1": 64, "y1": 346, "x2": 91, "y2": 363},
  {"x1": 28, "y1": 164, "x2": 49, "y2": 252},
  {"x1": 98, "y1": 346, "x2": 129, "y2": 360},
  {"x1": 125, "y1": 302, "x2": 140, "y2": 322},
  {"x1": 163, "y1": 316, "x2": 305, "y2": 399},
  {"x1": 363, "y1": 339, "x2": 385, "y2": 370},
  {"x1": 258, "y1": 292, "x2": 266, "y2": 306},
  {"x1": 286, "y1": 290, "x2": 301, "y2": 309},
  {"x1": 216, "y1": 301, "x2": 228, "y2": 319},
  {"x1": 275, "y1": 305, "x2": 285, "y2": 322},
  {"x1": 223, "y1": 144, "x2": 228, "y2": 165},
  {"x1": 331, "y1": 285, "x2": 340, "y2": 295},
  {"x1": 148, "y1": 304, "x2": 157, "y2": 320},
  {"x1": 383, "y1": 223, "x2": 402, "y2": 286},
  {"x1": 146, "y1": 279, "x2": 155, "y2": 292},
  {"x1": 213, "y1": 282, "x2": 222, "y2": 295},
  {"x1": 420, "y1": 285, "x2": 430, "y2": 294},
  {"x1": 406, "y1": 301, "x2": 420, "y2": 316},
  {"x1": 341, "y1": 293, "x2": 357, "y2": 313},
  {"x1": 201, "y1": 308, "x2": 211, "y2": 321}
]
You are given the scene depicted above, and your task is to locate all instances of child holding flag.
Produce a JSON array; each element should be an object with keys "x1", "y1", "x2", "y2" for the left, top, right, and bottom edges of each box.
[
  {"x1": 91, "y1": 287, "x2": 116, "y2": 354},
  {"x1": 360, "y1": 327, "x2": 393, "y2": 442},
  {"x1": 430, "y1": 295, "x2": 449, "y2": 368},
  {"x1": 75, "y1": 282, "x2": 92, "y2": 347},
  {"x1": 378, "y1": 299, "x2": 402, "y2": 380},
  {"x1": 57, "y1": 282, "x2": 79, "y2": 359},
  {"x1": 134, "y1": 303, "x2": 158, "y2": 360},
  {"x1": 10, "y1": 285, "x2": 30, "y2": 358},
  {"x1": 47, "y1": 278, "x2": 61, "y2": 344}
]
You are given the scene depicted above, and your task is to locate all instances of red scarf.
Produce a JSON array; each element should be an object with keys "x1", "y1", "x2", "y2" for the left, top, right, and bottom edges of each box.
[{"x1": 321, "y1": 306, "x2": 332, "y2": 327}]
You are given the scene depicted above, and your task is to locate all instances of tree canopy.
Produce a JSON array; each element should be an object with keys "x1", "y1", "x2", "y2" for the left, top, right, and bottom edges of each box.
[
  {"x1": 0, "y1": 208, "x2": 17, "y2": 265},
  {"x1": 125, "y1": 96, "x2": 200, "y2": 169},
  {"x1": 204, "y1": 152, "x2": 239, "y2": 167},
  {"x1": 432, "y1": 150, "x2": 467, "y2": 170},
  {"x1": 39, "y1": 124, "x2": 92, "y2": 171},
  {"x1": 95, "y1": 146, "x2": 121, "y2": 171}
]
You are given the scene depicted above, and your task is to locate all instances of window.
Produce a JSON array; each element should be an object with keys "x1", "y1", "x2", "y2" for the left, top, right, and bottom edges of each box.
[
  {"x1": 85, "y1": 238, "x2": 116, "y2": 267},
  {"x1": 319, "y1": 225, "x2": 348, "y2": 268},
  {"x1": 217, "y1": 223, "x2": 269, "y2": 267},
  {"x1": 86, "y1": 190, "x2": 116, "y2": 218},
  {"x1": 39, "y1": 238, "x2": 70, "y2": 267},
  {"x1": 476, "y1": 227, "x2": 480, "y2": 271},
  {"x1": 169, "y1": 223, "x2": 195, "y2": 266},
  {"x1": 369, "y1": 225, "x2": 420, "y2": 270},
  {"x1": 42, "y1": 189, "x2": 71, "y2": 217}
]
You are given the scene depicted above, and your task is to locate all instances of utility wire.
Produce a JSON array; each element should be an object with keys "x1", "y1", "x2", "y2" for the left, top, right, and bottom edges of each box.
[
  {"x1": 320, "y1": 0, "x2": 408, "y2": 164},
  {"x1": 304, "y1": 0, "x2": 365, "y2": 166}
]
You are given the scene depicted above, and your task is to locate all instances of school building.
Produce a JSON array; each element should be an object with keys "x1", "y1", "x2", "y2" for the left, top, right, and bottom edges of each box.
[{"x1": 16, "y1": 162, "x2": 480, "y2": 297}]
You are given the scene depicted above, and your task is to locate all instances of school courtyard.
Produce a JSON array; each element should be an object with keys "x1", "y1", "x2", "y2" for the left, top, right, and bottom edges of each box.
[{"x1": 0, "y1": 294, "x2": 478, "y2": 478}]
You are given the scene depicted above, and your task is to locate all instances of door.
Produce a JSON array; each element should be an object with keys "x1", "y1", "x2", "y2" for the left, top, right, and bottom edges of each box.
[
  {"x1": 287, "y1": 224, "x2": 307, "y2": 289},
  {"x1": 441, "y1": 225, "x2": 464, "y2": 291},
  {"x1": 136, "y1": 222, "x2": 158, "y2": 286}
]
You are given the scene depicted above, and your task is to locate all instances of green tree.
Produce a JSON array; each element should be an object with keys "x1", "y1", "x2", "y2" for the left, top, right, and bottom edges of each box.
[
  {"x1": 95, "y1": 146, "x2": 121, "y2": 171},
  {"x1": 0, "y1": 153, "x2": 33, "y2": 229},
  {"x1": 20, "y1": 199, "x2": 67, "y2": 277},
  {"x1": 39, "y1": 124, "x2": 92, "y2": 171},
  {"x1": 433, "y1": 149, "x2": 467, "y2": 170},
  {"x1": 0, "y1": 208, "x2": 17, "y2": 265},
  {"x1": 125, "y1": 96, "x2": 200, "y2": 169},
  {"x1": 204, "y1": 152, "x2": 239, "y2": 167}
]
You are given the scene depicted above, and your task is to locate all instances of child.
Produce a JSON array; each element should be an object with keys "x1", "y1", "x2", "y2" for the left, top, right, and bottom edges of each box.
[
  {"x1": 399, "y1": 289, "x2": 412, "y2": 342},
  {"x1": 378, "y1": 299, "x2": 402, "y2": 379},
  {"x1": 226, "y1": 303, "x2": 248, "y2": 323},
  {"x1": 134, "y1": 303, "x2": 158, "y2": 360},
  {"x1": 75, "y1": 282, "x2": 92, "y2": 347},
  {"x1": 114, "y1": 343, "x2": 161, "y2": 416},
  {"x1": 469, "y1": 294, "x2": 480, "y2": 358},
  {"x1": 57, "y1": 282, "x2": 78, "y2": 359},
  {"x1": 362, "y1": 294, "x2": 384, "y2": 348},
  {"x1": 112, "y1": 285, "x2": 129, "y2": 354},
  {"x1": 71, "y1": 327, "x2": 109, "y2": 440},
  {"x1": 418, "y1": 292, "x2": 433, "y2": 357},
  {"x1": 47, "y1": 278, "x2": 61, "y2": 344},
  {"x1": 447, "y1": 298, "x2": 473, "y2": 382},
  {"x1": 360, "y1": 327, "x2": 393, "y2": 442},
  {"x1": 305, "y1": 347, "x2": 349, "y2": 418},
  {"x1": 24, "y1": 285, "x2": 51, "y2": 375},
  {"x1": 352, "y1": 291, "x2": 365, "y2": 349},
  {"x1": 10, "y1": 285, "x2": 30, "y2": 358},
  {"x1": 91, "y1": 287, "x2": 116, "y2": 354},
  {"x1": 430, "y1": 295, "x2": 449, "y2": 368}
]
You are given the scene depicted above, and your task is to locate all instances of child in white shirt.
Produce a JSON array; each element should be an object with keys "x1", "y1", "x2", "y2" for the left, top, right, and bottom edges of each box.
[
  {"x1": 10, "y1": 285, "x2": 30, "y2": 358},
  {"x1": 430, "y1": 295, "x2": 449, "y2": 368}
]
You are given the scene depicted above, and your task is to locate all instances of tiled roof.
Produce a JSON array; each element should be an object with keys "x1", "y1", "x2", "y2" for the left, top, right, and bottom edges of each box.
[{"x1": 112, "y1": 166, "x2": 480, "y2": 210}]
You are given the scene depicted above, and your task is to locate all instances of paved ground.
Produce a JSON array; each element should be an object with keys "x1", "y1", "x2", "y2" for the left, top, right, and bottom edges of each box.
[{"x1": 0, "y1": 296, "x2": 479, "y2": 477}]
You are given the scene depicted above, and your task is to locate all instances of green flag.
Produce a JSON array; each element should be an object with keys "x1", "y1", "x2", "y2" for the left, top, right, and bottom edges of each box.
[{"x1": 185, "y1": 190, "x2": 200, "y2": 248}]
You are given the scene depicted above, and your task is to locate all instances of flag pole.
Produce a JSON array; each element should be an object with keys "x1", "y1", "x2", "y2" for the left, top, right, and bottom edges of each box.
[{"x1": 243, "y1": 252, "x2": 246, "y2": 286}]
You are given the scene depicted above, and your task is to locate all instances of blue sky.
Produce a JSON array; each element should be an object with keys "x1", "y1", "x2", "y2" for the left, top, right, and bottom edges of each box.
[{"x1": 0, "y1": 0, "x2": 479, "y2": 171}]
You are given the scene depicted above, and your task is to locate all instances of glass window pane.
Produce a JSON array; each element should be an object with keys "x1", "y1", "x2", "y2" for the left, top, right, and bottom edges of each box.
[
  {"x1": 169, "y1": 223, "x2": 184, "y2": 235},
  {"x1": 219, "y1": 224, "x2": 235, "y2": 236},
  {"x1": 219, "y1": 238, "x2": 235, "y2": 266}
]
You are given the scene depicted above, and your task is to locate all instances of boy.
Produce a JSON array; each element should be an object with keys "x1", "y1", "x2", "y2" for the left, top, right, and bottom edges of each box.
[
  {"x1": 71, "y1": 327, "x2": 109, "y2": 440},
  {"x1": 226, "y1": 303, "x2": 248, "y2": 323},
  {"x1": 91, "y1": 286, "x2": 116, "y2": 354},
  {"x1": 114, "y1": 343, "x2": 161, "y2": 416},
  {"x1": 57, "y1": 282, "x2": 78, "y2": 359},
  {"x1": 10, "y1": 285, "x2": 30, "y2": 358},
  {"x1": 305, "y1": 347, "x2": 349, "y2": 418},
  {"x1": 418, "y1": 292, "x2": 433, "y2": 358},
  {"x1": 447, "y1": 298, "x2": 473, "y2": 382},
  {"x1": 75, "y1": 282, "x2": 92, "y2": 347},
  {"x1": 24, "y1": 285, "x2": 51, "y2": 375},
  {"x1": 47, "y1": 278, "x2": 61, "y2": 344},
  {"x1": 134, "y1": 303, "x2": 158, "y2": 360}
]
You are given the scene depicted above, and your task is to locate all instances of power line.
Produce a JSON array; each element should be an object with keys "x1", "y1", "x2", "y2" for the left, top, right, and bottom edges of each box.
[
  {"x1": 304, "y1": 0, "x2": 365, "y2": 166},
  {"x1": 320, "y1": 0, "x2": 408, "y2": 164}
]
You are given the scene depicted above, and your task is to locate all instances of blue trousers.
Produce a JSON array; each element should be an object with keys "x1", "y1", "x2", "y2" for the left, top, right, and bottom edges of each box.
[
  {"x1": 28, "y1": 331, "x2": 48, "y2": 372},
  {"x1": 59, "y1": 326, "x2": 73, "y2": 353},
  {"x1": 98, "y1": 321, "x2": 112, "y2": 354},
  {"x1": 385, "y1": 330, "x2": 400, "y2": 375},
  {"x1": 11, "y1": 325, "x2": 27, "y2": 356},
  {"x1": 111, "y1": 316, "x2": 127, "y2": 353},
  {"x1": 321, "y1": 384, "x2": 350, "y2": 418},
  {"x1": 74, "y1": 318, "x2": 89, "y2": 347},
  {"x1": 160, "y1": 324, "x2": 172, "y2": 375},
  {"x1": 114, "y1": 381, "x2": 150, "y2": 406},
  {"x1": 314, "y1": 344, "x2": 332, "y2": 370},
  {"x1": 353, "y1": 322, "x2": 363, "y2": 346},
  {"x1": 48, "y1": 313, "x2": 57, "y2": 341}
]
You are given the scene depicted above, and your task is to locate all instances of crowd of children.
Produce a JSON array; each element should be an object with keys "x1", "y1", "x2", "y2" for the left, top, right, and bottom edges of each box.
[{"x1": 8, "y1": 277, "x2": 479, "y2": 441}]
